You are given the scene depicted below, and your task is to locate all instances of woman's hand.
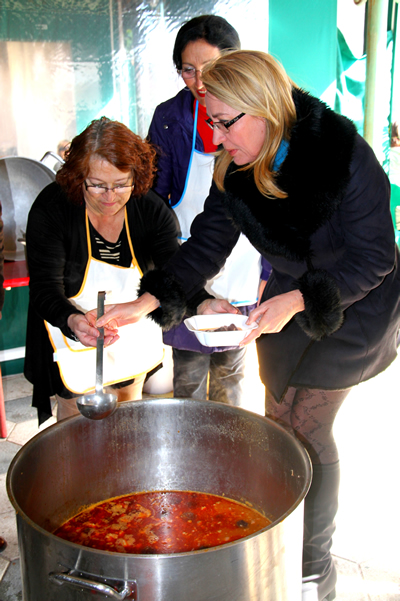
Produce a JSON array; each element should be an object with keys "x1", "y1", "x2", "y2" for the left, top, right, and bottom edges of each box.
[
  {"x1": 68, "y1": 312, "x2": 120, "y2": 348},
  {"x1": 84, "y1": 311, "x2": 120, "y2": 347},
  {"x1": 93, "y1": 292, "x2": 160, "y2": 329},
  {"x1": 240, "y1": 290, "x2": 305, "y2": 345},
  {"x1": 197, "y1": 298, "x2": 241, "y2": 315}
]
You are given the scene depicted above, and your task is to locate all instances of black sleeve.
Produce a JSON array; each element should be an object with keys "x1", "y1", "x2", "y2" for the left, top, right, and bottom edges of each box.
[
  {"x1": 139, "y1": 181, "x2": 240, "y2": 329},
  {"x1": 129, "y1": 189, "x2": 180, "y2": 273},
  {"x1": 26, "y1": 183, "x2": 86, "y2": 337},
  {"x1": 295, "y1": 137, "x2": 394, "y2": 339}
]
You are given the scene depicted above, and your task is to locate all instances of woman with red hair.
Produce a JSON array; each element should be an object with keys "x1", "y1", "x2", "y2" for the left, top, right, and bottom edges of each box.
[{"x1": 24, "y1": 117, "x2": 180, "y2": 423}]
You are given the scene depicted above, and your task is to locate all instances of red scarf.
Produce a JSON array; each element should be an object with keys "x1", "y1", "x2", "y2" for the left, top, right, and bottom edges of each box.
[{"x1": 195, "y1": 102, "x2": 217, "y2": 154}]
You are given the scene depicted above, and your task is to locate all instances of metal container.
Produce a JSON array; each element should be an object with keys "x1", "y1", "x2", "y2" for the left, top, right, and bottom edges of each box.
[
  {"x1": 7, "y1": 398, "x2": 311, "y2": 601},
  {"x1": 0, "y1": 156, "x2": 55, "y2": 260}
]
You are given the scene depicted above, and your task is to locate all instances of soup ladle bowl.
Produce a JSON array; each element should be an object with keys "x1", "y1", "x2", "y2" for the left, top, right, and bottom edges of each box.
[{"x1": 76, "y1": 291, "x2": 118, "y2": 420}]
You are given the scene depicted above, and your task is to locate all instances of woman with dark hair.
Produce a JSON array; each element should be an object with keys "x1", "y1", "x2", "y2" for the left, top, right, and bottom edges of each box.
[
  {"x1": 171, "y1": 14, "x2": 240, "y2": 71},
  {"x1": 148, "y1": 15, "x2": 266, "y2": 406},
  {"x1": 24, "y1": 117, "x2": 180, "y2": 423}
]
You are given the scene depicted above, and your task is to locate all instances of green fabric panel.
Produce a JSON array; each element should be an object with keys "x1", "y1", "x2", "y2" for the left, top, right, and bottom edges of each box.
[
  {"x1": 335, "y1": 29, "x2": 366, "y2": 135},
  {"x1": 0, "y1": 286, "x2": 29, "y2": 376},
  {"x1": 269, "y1": 0, "x2": 337, "y2": 98},
  {"x1": 1, "y1": 358, "x2": 24, "y2": 377}
]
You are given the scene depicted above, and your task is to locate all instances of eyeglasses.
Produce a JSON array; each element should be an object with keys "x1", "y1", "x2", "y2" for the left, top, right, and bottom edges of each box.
[
  {"x1": 179, "y1": 66, "x2": 202, "y2": 80},
  {"x1": 84, "y1": 181, "x2": 134, "y2": 195},
  {"x1": 205, "y1": 113, "x2": 246, "y2": 134}
]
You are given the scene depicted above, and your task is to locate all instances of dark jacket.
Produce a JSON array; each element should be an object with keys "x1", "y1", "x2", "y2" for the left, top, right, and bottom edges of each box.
[
  {"x1": 25, "y1": 182, "x2": 181, "y2": 422},
  {"x1": 140, "y1": 89, "x2": 400, "y2": 401},
  {"x1": 148, "y1": 87, "x2": 204, "y2": 207}
]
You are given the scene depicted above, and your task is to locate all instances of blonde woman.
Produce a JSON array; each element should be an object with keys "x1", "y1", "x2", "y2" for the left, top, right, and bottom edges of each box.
[{"x1": 95, "y1": 51, "x2": 400, "y2": 601}]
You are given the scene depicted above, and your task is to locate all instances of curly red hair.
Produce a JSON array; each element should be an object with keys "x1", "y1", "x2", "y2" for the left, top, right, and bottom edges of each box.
[{"x1": 56, "y1": 117, "x2": 157, "y2": 205}]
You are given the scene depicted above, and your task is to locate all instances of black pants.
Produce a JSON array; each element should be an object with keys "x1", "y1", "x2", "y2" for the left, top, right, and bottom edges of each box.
[{"x1": 172, "y1": 347, "x2": 246, "y2": 406}]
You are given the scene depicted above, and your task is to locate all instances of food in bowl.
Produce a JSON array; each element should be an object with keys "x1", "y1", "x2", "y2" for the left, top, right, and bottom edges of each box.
[
  {"x1": 184, "y1": 314, "x2": 257, "y2": 346},
  {"x1": 53, "y1": 490, "x2": 270, "y2": 554},
  {"x1": 200, "y1": 324, "x2": 241, "y2": 332}
]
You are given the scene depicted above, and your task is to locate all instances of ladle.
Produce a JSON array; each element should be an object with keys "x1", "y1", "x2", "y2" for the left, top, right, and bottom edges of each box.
[{"x1": 76, "y1": 291, "x2": 118, "y2": 420}]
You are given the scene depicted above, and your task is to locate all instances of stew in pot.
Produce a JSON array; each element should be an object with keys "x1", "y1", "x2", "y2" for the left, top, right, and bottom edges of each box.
[{"x1": 54, "y1": 490, "x2": 270, "y2": 554}]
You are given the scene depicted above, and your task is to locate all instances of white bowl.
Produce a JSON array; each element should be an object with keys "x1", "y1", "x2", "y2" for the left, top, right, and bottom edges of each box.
[{"x1": 184, "y1": 314, "x2": 257, "y2": 347}]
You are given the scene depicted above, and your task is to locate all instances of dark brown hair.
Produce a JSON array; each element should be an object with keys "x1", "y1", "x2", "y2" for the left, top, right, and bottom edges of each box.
[
  {"x1": 56, "y1": 117, "x2": 157, "y2": 205},
  {"x1": 173, "y1": 15, "x2": 240, "y2": 70}
]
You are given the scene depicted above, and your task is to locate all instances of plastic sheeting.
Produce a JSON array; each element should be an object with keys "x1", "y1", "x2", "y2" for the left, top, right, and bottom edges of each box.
[
  {"x1": 0, "y1": 0, "x2": 269, "y2": 161},
  {"x1": 0, "y1": 0, "x2": 344, "y2": 159}
]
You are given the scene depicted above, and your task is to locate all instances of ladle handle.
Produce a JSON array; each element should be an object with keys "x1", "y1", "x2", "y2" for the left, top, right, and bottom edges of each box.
[{"x1": 95, "y1": 291, "x2": 106, "y2": 395}]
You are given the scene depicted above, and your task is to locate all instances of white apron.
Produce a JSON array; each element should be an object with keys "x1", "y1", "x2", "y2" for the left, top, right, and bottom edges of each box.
[
  {"x1": 44, "y1": 210, "x2": 164, "y2": 394},
  {"x1": 173, "y1": 101, "x2": 261, "y2": 306}
]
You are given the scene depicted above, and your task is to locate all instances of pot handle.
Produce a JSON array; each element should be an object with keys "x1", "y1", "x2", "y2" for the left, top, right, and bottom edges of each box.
[{"x1": 49, "y1": 571, "x2": 134, "y2": 599}]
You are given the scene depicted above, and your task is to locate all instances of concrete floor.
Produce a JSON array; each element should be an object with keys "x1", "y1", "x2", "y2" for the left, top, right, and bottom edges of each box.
[{"x1": 0, "y1": 344, "x2": 399, "y2": 600}]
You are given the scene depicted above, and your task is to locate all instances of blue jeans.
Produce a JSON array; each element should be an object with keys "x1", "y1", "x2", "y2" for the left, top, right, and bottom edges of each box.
[{"x1": 172, "y1": 347, "x2": 246, "y2": 406}]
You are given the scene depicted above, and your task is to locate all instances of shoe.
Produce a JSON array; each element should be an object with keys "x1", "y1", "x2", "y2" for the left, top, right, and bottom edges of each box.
[{"x1": 0, "y1": 536, "x2": 7, "y2": 552}]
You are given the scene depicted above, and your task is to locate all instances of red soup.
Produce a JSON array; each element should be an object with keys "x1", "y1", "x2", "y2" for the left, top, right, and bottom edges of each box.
[{"x1": 54, "y1": 490, "x2": 271, "y2": 554}]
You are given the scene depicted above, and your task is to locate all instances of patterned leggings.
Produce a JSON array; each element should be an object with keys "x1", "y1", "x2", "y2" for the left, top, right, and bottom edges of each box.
[{"x1": 265, "y1": 387, "x2": 350, "y2": 464}]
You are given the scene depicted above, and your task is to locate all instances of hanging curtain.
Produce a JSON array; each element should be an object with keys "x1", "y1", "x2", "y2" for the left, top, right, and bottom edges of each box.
[{"x1": 0, "y1": 41, "x2": 76, "y2": 160}]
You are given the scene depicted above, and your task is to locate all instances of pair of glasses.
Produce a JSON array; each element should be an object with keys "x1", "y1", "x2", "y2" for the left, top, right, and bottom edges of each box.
[
  {"x1": 179, "y1": 66, "x2": 202, "y2": 80},
  {"x1": 206, "y1": 113, "x2": 245, "y2": 134},
  {"x1": 84, "y1": 181, "x2": 134, "y2": 195}
]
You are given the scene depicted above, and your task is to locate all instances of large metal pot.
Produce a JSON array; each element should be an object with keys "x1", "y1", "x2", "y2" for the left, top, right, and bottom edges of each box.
[
  {"x1": 0, "y1": 155, "x2": 56, "y2": 260},
  {"x1": 7, "y1": 398, "x2": 311, "y2": 601}
]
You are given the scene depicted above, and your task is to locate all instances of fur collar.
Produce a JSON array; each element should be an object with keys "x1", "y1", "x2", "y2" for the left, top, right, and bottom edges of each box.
[{"x1": 222, "y1": 88, "x2": 357, "y2": 262}]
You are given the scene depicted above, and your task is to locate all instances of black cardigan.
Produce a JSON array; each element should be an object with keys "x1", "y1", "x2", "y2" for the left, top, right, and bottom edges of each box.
[
  {"x1": 24, "y1": 182, "x2": 181, "y2": 422},
  {"x1": 140, "y1": 89, "x2": 400, "y2": 402}
]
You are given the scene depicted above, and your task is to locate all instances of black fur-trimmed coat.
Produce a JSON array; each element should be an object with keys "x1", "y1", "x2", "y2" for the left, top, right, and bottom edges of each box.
[{"x1": 141, "y1": 89, "x2": 400, "y2": 401}]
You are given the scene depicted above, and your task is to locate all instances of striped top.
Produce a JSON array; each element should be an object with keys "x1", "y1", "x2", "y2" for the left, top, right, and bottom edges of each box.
[{"x1": 88, "y1": 220, "x2": 131, "y2": 267}]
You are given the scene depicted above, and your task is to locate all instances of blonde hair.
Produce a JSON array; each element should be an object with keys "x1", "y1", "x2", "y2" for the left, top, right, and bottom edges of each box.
[{"x1": 201, "y1": 50, "x2": 297, "y2": 198}]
